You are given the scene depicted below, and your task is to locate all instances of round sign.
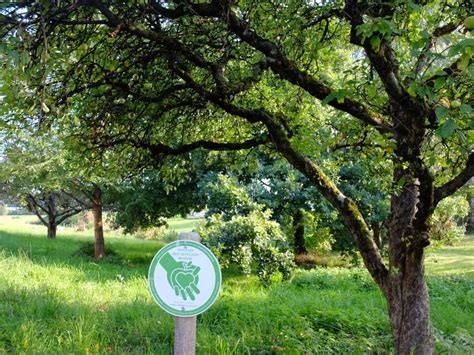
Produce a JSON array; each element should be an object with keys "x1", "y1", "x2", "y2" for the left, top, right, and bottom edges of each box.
[{"x1": 148, "y1": 240, "x2": 221, "y2": 317}]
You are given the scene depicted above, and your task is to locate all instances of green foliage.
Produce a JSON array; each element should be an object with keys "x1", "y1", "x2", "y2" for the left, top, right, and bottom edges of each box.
[
  {"x1": 202, "y1": 210, "x2": 294, "y2": 285},
  {"x1": 201, "y1": 173, "x2": 261, "y2": 220},
  {"x1": 111, "y1": 167, "x2": 203, "y2": 234},
  {"x1": 300, "y1": 210, "x2": 335, "y2": 254},
  {"x1": 430, "y1": 196, "x2": 469, "y2": 247}
]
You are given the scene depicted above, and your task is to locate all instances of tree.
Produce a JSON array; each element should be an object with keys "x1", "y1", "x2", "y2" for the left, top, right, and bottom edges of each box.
[
  {"x1": 1, "y1": 1, "x2": 473, "y2": 352},
  {"x1": 0, "y1": 131, "x2": 108, "y2": 255},
  {"x1": 26, "y1": 191, "x2": 83, "y2": 239},
  {"x1": 64, "y1": 181, "x2": 108, "y2": 257},
  {"x1": 467, "y1": 178, "x2": 474, "y2": 233},
  {"x1": 0, "y1": 133, "x2": 85, "y2": 238},
  {"x1": 201, "y1": 158, "x2": 320, "y2": 256},
  {"x1": 110, "y1": 162, "x2": 204, "y2": 234}
]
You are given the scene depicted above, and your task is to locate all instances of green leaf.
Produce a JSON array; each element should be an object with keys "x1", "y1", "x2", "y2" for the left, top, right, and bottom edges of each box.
[
  {"x1": 370, "y1": 36, "x2": 381, "y2": 51},
  {"x1": 439, "y1": 119, "x2": 457, "y2": 138},
  {"x1": 396, "y1": 176, "x2": 406, "y2": 189},
  {"x1": 322, "y1": 90, "x2": 350, "y2": 105},
  {"x1": 433, "y1": 78, "x2": 445, "y2": 90},
  {"x1": 460, "y1": 104, "x2": 472, "y2": 115},
  {"x1": 435, "y1": 106, "x2": 448, "y2": 119},
  {"x1": 448, "y1": 39, "x2": 474, "y2": 57}
]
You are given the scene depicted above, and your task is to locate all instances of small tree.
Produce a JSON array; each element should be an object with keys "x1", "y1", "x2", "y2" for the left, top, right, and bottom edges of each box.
[
  {"x1": 26, "y1": 191, "x2": 82, "y2": 239},
  {"x1": 0, "y1": 133, "x2": 85, "y2": 238}
]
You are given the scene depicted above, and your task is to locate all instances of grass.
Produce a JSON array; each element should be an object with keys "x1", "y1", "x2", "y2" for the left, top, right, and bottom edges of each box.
[
  {"x1": 0, "y1": 215, "x2": 473, "y2": 353},
  {"x1": 425, "y1": 237, "x2": 474, "y2": 279},
  {"x1": 167, "y1": 217, "x2": 204, "y2": 234}
]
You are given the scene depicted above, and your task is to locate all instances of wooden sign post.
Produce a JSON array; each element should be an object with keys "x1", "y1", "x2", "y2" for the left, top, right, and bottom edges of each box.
[{"x1": 148, "y1": 232, "x2": 221, "y2": 355}]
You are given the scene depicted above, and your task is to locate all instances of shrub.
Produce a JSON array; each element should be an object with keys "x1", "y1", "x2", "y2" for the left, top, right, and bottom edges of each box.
[
  {"x1": 132, "y1": 226, "x2": 179, "y2": 243},
  {"x1": 73, "y1": 242, "x2": 124, "y2": 264},
  {"x1": 201, "y1": 210, "x2": 295, "y2": 285},
  {"x1": 430, "y1": 195, "x2": 469, "y2": 247},
  {"x1": 300, "y1": 210, "x2": 335, "y2": 254}
]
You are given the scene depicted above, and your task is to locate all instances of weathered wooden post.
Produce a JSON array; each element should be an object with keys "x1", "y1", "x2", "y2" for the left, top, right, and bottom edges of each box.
[
  {"x1": 174, "y1": 232, "x2": 200, "y2": 355},
  {"x1": 148, "y1": 231, "x2": 221, "y2": 355}
]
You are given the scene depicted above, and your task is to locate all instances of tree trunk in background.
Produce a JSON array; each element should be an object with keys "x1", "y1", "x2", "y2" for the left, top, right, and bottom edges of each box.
[
  {"x1": 92, "y1": 185, "x2": 106, "y2": 258},
  {"x1": 293, "y1": 208, "x2": 307, "y2": 255},
  {"x1": 467, "y1": 178, "x2": 474, "y2": 233},
  {"x1": 47, "y1": 219, "x2": 57, "y2": 239},
  {"x1": 46, "y1": 195, "x2": 57, "y2": 239},
  {"x1": 372, "y1": 223, "x2": 382, "y2": 249}
]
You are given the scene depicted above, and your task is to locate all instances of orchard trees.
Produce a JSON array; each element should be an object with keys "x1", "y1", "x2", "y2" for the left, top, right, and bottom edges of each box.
[
  {"x1": 0, "y1": 134, "x2": 84, "y2": 238},
  {"x1": 1, "y1": 1, "x2": 473, "y2": 353}
]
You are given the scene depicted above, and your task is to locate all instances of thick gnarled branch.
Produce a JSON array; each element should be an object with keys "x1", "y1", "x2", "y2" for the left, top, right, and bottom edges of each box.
[
  {"x1": 434, "y1": 152, "x2": 474, "y2": 205},
  {"x1": 89, "y1": 0, "x2": 392, "y2": 134}
]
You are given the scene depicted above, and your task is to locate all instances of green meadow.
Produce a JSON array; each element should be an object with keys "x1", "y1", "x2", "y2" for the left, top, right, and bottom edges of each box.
[{"x1": 0, "y1": 216, "x2": 473, "y2": 353}]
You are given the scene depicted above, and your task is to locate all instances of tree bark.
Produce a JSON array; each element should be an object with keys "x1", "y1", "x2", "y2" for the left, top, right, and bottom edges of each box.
[
  {"x1": 47, "y1": 219, "x2": 57, "y2": 239},
  {"x1": 467, "y1": 178, "x2": 474, "y2": 233},
  {"x1": 386, "y1": 158, "x2": 434, "y2": 354},
  {"x1": 92, "y1": 185, "x2": 106, "y2": 258},
  {"x1": 46, "y1": 195, "x2": 57, "y2": 239},
  {"x1": 372, "y1": 223, "x2": 383, "y2": 249},
  {"x1": 293, "y1": 209, "x2": 307, "y2": 255},
  {"x1": 387, "y1": 248, "x2": 433, "y2": 354}
]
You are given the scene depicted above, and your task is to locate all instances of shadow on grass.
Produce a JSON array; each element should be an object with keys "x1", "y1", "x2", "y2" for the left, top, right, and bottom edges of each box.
[
  {"x1": 0, "y1": 271, "x2": 394, "y2": 354},
  {"x1": 0, "y1": 284, "x2": 175, "y2": 354},
  {"x1": 0, "y1": 230, "x2": 161, "y2": 283}
]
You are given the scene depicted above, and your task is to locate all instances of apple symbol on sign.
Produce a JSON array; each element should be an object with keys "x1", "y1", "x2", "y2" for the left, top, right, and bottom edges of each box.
[{"x1": 159, "y1": 253, "x2": 201, "y2": 301}]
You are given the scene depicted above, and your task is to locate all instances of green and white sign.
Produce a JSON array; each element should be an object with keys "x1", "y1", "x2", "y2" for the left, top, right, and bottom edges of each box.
[{"x1": 148, "y1": 240, "x2": 221, "y2": 317}]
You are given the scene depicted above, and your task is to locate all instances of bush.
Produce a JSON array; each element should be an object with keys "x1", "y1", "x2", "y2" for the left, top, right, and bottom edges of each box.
[
  {"x1": 430, "y1": 195, "x2": 469, "y2": 247},
  {"x1": 73, "y1": 242, "x2": 124, "y2": 264},
  {"x1": 132, "y1": 226, "x2": 179, "y2": 243},
  {"x1": 0, "y1": 204, "x2": 8, "y2": 216},
  {"x1": 300, "y1": 210, "x2": 335, "y2": 254},
  {"x1": 201, "y1": 210, "x2": 295, "y2": 285}
]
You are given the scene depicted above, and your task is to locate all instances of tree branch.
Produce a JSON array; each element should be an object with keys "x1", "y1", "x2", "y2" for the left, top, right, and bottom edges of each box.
[
  {"x1": 57, "y1": 207, "x2": 83, "y2": 224},
  {"x1": 89, "y1": 0, "x2": 392, "y2": 134},
  {"x1": 140, "y1": 136, "x2": 270, "y2": 157},
  {"x1": 434, "y1": 152, "x2": 474, "y2": 205},
  {"x1": 26, "y1": 194, "x2": 48, "y2": 226},
  {"x1": 414, "y1": 21, "x2": 462, "y2": 76},
  {"x1": 61, "y1": 189, "x2": 92, "y2": 209},
  {"x1": 174, "y1": 66, "x2": 390, "y2": 291}
]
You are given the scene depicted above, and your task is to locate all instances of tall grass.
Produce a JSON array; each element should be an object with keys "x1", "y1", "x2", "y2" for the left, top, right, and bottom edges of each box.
[{"x1": 0, "y1": 217, "x2": 473, "y2": 353}]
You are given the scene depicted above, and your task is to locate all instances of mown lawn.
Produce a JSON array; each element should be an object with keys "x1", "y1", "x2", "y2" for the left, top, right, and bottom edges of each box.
[{"x1": 0, "y1": 215, "x2": 472, "y2": 353}]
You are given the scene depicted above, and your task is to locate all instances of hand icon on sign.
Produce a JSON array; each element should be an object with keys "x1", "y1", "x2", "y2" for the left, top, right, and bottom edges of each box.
[{"x1": 159, "y1": 253, "x2": 201, "y2": 301}]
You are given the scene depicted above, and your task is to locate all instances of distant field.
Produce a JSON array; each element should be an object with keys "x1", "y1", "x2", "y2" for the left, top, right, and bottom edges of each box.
[
  {"x1": 0, "y1": 215, "x2": 473, "y2": 353},
  {"x1": 0, "y1": 214, "x2": 204, "y2": 238}
]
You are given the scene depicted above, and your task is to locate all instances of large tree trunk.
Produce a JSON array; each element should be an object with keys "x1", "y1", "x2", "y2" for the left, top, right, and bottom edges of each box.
[
  {"x1": 386, "y1": 159, "x2": 434, "y2": 354},
  {"x1": 293, "y1": 208, "x2": 307, "y2": 255},
  {"x1": 92, "y1": 185, "x2": 106, "y2": 258},
  {"x1": 387, "y1": 248, "x2": 433, "y2": 354}
]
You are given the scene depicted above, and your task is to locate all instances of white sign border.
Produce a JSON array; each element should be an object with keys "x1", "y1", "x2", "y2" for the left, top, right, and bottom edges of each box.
[{"x1": 148, "y1": 240, "x2": 222, "y2": 317}]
